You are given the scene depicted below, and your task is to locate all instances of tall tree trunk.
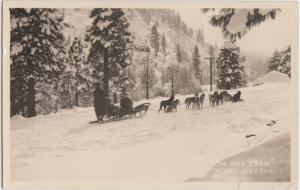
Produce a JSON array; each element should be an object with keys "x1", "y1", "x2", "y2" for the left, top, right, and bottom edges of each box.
[
  {"x1": 74, "y1": 60, "x2": 79, "y2": 107},
  {"x1": 103, "y1": 47, "x2": 109, "y2": 96},
  {"x1": 146, "y1": 54, "x2": 149, "y2": 99},
  {"x1": 27, "y1": 78, "x2": 36, "y2": 117},
  {"x1": 21, "y1": 95, "x2": 25, "y2": 116},
  {"x1": 113, "y1": 92, "x2": 117, "y2": 104}
]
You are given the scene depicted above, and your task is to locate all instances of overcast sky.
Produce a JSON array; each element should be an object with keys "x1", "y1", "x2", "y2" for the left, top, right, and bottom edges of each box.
[{"x1": 176, "y1": 8, "x2": 291, "y2": 57}]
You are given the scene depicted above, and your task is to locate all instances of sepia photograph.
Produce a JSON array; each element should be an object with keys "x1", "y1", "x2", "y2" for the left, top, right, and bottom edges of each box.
[{"x1": 2, "y1": 1, "x2": 298, "y2": 189}]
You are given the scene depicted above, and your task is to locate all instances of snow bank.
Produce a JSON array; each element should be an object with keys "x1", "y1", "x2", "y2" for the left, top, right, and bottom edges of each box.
[
  {"x1": 252, "y1": 77, "x2": 264, "y2": 86},
  {"x1": 253, "y1": 71, "x2": 290, "y2": 86},
  {"x1": 263, "y1": 71, "x2": 290, "y2": 83},
  {"x1": 11, "y1": 115, "x2": 25, "y2": 121}
]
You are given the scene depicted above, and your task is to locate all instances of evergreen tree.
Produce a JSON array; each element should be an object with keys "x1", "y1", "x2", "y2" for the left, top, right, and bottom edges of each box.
[
  {"x1": 176, "y1": 43, "x2": 182, "y2": 63},
  {"x1": 268, "y1": 46, "x2": 291, "y2": 78},
  {"x1": 161, "y1": 34, "x2": 167, "y2": 61},
  {"x1": 10, "y1": 8, "x2": 68, "y2": 117},
  {"x1": 279, "y1": 46, "x2": 291, "y2": 78},
  {"x1": 68, "y1": 37, "x2": 86, "y2": 106},
  {"x1": 192, "y1": 45, "x2": 201, "y2": 84},
  {"x1": 188, "y1": 28, "x2": 194, "y2": 38},
  {"x1": 196, "y1": 29, "x2": 205, "y2": 46},
  {"x1": 150, "y1": 24, "x2": 160, "y2": 56},
  {"x1": 216, "y1": 43, "x2": 247, "y2": 89},
  {"x1": 86, "y1": 8, "x2": 134, "y2": 96},
  {"x1": 268, "y1": 50, "x2": 282, "y2": 72},
  {"x1": 140, "y1": 60, "x2": 157, "y2": 99},
  {"x1": 205, "y1": 9, "x2": 280, "y2": 41}
]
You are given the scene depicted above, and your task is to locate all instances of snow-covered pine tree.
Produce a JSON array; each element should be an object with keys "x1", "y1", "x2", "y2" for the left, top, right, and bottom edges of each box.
[
  {"x1": 161, "y1": 34, "x2": 167, "y2": 61},
  {"x1": 196, "y1": 29, "x2": 205, "y2": 46},
  {"x1": 176, "y1": 43, "x2": 182, "y2": 63},
  {"x1": 188, "y1": 28, "x2": 194, "y2": 38},
  {"x1": 206, "y1": 9, "x2": 280, "y2": 42},
  {"x1": 68, "y1": 37, "x2": 86, "y2": 106},
  {"x1": 268, "y1": 46, "x2": 291, "y2": 78},
  {"x1": 150, "y1": 24, "x2": 160, "y2": 56},
  {"x1": 192, "y1": 45, "x2": 201, "y2": 84},
  {"x1": 140, "y1": 59, "x2": 157, "y2": 99},
  {"x1": 216, "y1": 43, "x2": 247, "y2": 89},
  {"x1": 267, "y1": 50, "x2": 282, "y2": 73},
  {"x1": 10, "y1": 8, "x2": 68, "y2": 117},
  {"x1": 86, "y1": 8, "x2": 134, "y2": 97},
  {"x1": 279, "y1": 45, "x2": 291, "y2": 78}
]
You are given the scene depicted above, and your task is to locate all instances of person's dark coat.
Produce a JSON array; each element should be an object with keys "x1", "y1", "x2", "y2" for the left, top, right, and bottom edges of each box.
[
  {"x1": 104, "y1": 96, "x2": 112, "y2": 116},
  {"x1": 94, "y1": 84, "x2": 105, "y2": 121},
  {"x1": 120, "y1": 97, "x2": 133, "y2": 116}
]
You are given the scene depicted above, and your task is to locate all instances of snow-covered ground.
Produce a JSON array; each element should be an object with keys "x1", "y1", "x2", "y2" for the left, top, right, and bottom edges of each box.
[{"x1": 10, "y1": 82, "x2": 291, "y2": 185}]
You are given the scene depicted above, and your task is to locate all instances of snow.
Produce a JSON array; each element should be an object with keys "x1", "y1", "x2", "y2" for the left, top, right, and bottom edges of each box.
[
  {"x1": 10, "y1": 82, "x2": 291, "y2": 185},
  {"x1": 252, "y1": 77, "x2": 264, "y2": 86},
  {"x1": 252, "y1": 71, "x2": 290, "y2": 86},
  {"x1": 97, "y1": 20, "x2": 112, "y2": 30},
  {"x1": 226, "y1": 9, "x2": 249, "y2": 34},
  {"x1": 263, "y1": 71, "x2": 290, "y2": 84},
  {"x1": 259, "y1": 9, "x2": 271, "y2": 15}
]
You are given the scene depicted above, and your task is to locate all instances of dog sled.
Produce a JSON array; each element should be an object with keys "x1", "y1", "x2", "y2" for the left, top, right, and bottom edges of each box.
[{"x1": 89, "y1": 102, "x2": 151, "y2": 124}]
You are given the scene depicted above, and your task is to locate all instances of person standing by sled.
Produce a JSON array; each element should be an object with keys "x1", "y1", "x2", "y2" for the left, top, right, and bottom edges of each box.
[{"x1": 93, "y1": 82, "x2": 105, "y2": 121}]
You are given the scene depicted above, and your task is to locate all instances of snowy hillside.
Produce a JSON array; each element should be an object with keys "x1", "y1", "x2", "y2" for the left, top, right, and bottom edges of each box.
[
  {"x1": 11, "y1": 82, "x2": 291, "y2": 183},
  {"x1": 63, "y1": 8, "x2": 212, "y2": 100}
]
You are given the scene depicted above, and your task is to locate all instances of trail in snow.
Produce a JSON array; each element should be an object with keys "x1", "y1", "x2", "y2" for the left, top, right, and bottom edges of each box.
[{"x1": 10, "y1": 83, "x2": 291, "y2": 183}]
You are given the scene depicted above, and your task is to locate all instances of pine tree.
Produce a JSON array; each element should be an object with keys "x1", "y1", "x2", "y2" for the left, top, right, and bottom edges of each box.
[
  {"x1": 196, "y1": 29, "x2": 205, "y2": 46},
  {"x1": 161, "y1": 34, "x2": 167, "y2": 61},
  {"x1": 86, "y1": 8, "x2": 134, "y2": 96},
  {"x1": 268, "y1": 46, "x2": 291, "y2": 78},
  {"x1": 192, "y1": 45, "x2": 201, "y2": 84},
  {"x1": 176, "y1": 43, "x2": 182, "y2": 63},
  {"x1": 68, "y1": 37, "x2": 86, "y2": 106},
  {"x1": 206, "y1": 9, "x2": 280, "y2": 41},
  {"x1": 10, "y1": 8, "x2": 68, "y2": 117},
  {"x1": 216, "y1": 43, "x2": 247, "y2": 89},
  {"x1": 279, "y1": 46, "x2": 291, "y2": 78},
  {"x1": 140, "y1": 58, "x2": 157, "y2": 99},
  {"x1": 150, "y1": 24, "x2": 160, "y2": 56},
  {"x1": 268, "y1": 50, "x2": 282, "y2": 72}
]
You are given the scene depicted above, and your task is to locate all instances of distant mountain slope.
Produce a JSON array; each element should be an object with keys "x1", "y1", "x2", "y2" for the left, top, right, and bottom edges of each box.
[{"x1": 63, "y1": 8, "x2": 214, "y2": 98}]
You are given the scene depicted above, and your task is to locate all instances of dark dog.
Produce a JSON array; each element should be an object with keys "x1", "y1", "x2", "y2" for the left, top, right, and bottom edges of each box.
[
  {"x1": 185, "y1": 97, "x2": 195, "y2": 109},
  {"x1": 209, "y1": 91, "x2": 220, "y2": 107},
  {"x1": 232, "y1": 91, "x2": 243, "y2": 102},
  {"x1": 220, "y1": 91, "x2": 232, "y2": 102},
  {"x1": 165, "y1": 99, "x2": 180, "y2": 112},
  {"x1": 192, "y1": 97, "x2": 200, "y2": 109},
  {"x1": 217, "y1": 92, "x2": 224, "y2": 105},
  {"x1": 159, "y1": 95, "x2": 175, "y2": 112}
]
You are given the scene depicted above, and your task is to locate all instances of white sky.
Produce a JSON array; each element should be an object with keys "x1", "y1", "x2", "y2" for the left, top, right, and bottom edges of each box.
[{"x1": 176, "y1": 8, "x2": 292, "y2": 57}]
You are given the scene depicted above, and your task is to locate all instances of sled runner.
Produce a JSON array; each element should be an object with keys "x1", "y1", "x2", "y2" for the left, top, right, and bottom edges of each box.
[{"x1": 89, "y1": 102, "x2": 151, "y2": 124}]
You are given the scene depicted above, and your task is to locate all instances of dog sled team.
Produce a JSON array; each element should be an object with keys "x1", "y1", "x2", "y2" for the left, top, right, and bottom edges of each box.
[
  {"x1": 159, "y1": 90, "x2": 243, "y2": 113},
  {"x1": 93, "y1": 82, "x2": 243, "y2": 122}
]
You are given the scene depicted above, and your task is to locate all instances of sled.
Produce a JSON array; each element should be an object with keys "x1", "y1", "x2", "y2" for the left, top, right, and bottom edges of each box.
[{"x1": 89, "y1": 102, "x2": 151, "y2": 124}]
